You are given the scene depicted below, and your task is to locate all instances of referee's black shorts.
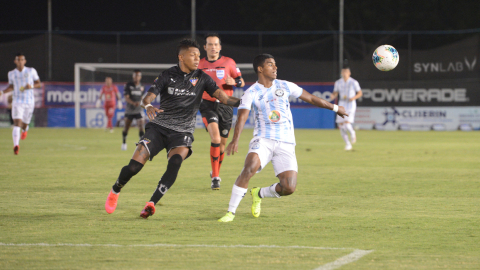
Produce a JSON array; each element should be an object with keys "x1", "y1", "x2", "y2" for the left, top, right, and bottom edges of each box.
[
  {"x1": 136, "y1": 122, "x2": 194, "y2": 161},
  {"x1": 199, "y1": 100, "x2": 233, "y2": 138}
]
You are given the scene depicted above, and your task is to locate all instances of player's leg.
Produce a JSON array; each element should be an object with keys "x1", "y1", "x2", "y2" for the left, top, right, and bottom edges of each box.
[
  {"x1": 141, "y1": 130, "x2": 193, "y2": 219},
  {"x1": 105, "y1": 106, "x2": 114, "y2": 131},
  {"x1": 217, "y1": 105, "x2": 233, "y2": 176},
  {"x1": 11, "y1": 104, "x2": 25, "y2": 154},
  {"x1": 21, "y1": 104, "x2": 34, "y2": 140},
  {"x1": 122, "y1": 116, "x2": 132, "y2": 150},
  {"x1": 206, "y1": 122, "x2": 222, "y2": 189},
  {"x1": 344, "y1": 111, "x2": 356, "y2": 143},
  {"x1": 105, "y1": 123, "x2": 162, "y2": 214},
  {"x1": 338, "y1": 121, "x2": 352, "y2": 150},
  {"x1": 218, "y1": 136, "x2": 228, "y2": 172}
]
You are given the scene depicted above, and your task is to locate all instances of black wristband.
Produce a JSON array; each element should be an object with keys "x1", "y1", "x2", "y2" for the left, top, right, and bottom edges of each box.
[{"x1": 235, "y1": 78, "x2": 242, "y2": 88}]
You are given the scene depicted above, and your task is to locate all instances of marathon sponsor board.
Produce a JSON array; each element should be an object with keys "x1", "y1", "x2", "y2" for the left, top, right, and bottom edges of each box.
[
  {"x1": 358, "y1": 81, "x2": 480, "y2": 107},
  {"x1": 355, "y1": 106, "x2": 480, "y2": 131}
]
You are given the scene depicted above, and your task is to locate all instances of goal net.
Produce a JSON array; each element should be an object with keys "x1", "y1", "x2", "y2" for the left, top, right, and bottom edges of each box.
[{"x1": 73, "y1": 63, "x2": 255, "y2": 128}]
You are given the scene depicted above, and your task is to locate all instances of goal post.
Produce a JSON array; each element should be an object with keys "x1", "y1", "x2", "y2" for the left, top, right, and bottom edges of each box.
[{"x1": 73, "y1": 63, "x2": 254, "y2": 128}]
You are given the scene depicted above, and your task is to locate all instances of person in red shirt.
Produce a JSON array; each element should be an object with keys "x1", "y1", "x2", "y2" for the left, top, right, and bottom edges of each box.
[
  {"x1": 199, "y1": 33, "x2": 245, "y2": 190},
  {"x1": 97, "y1": 77, "x2": 122, "y2": 132}
]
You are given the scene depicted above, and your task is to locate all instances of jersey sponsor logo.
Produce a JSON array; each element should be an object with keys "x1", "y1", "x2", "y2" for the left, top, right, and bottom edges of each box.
[
  {"x1": 209, "y1": 116, "x2": 218, "y2": 122},
  {"x1": 268, "y1": 110, "x2": 281, "y2": 122},
  {"x1": 275, "y1": 88, "x2": 284, "y2": 97},
  {"x1": 216, "y1": 70, "x2": 225, "y2": 80},
  {"x1": 131, "y1": 90, "x2": 143, "y2": 96},
  {"x1": 190, "y1": 77, "x2": 198, "y2": 86}
]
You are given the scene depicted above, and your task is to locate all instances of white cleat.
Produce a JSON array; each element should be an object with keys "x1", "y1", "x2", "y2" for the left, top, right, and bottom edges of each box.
[
  {"x1": 345, "y1": 144, "x2": 353, "y2": 151},
  {"x1": 121, "y1": 143, "x2": 127, "y2": 151}
]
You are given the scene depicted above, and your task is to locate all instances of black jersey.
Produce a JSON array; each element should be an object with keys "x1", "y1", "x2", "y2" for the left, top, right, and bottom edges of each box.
[
  {"x1": 124, "y1": 82, "x2": 144, "y2": 115},
  {"x1": 148, "y1": 65, "x2": 218, "y2": 133}
]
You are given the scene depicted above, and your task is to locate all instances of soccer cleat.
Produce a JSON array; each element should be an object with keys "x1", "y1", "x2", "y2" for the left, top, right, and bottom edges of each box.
[
  {"x1": 211, "y1": 177, "x2": 221, "y2": 190},
  {"x1": 105, "y1": 190, "x2": 119, "y2": 214},
  {"x1": 13, "y1": 145, "x2": 19, "y2": 155},
  {"x1": 140, "y1": 202, "x2": 155, "y2": 219},
  {"x1": 345, "y1": 144, "x2": 353, "y2": 151},
  {"x1": 121, "y1": 143, "x2": 127, "y2": 151},
  {"x1": 218, "y1": 212, "x2": 235, "y2": 222},
  {"x1": 251, "y1": 187, "x2": 262, "y2": 218},
  {"x1": 21, "y1": 131, "x2": 28, "y2": 140}
]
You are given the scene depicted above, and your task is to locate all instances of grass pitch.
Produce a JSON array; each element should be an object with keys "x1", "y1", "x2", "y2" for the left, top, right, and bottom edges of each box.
[{"x1": 0, "y1": 127, "x2": 479, "y2": 269}]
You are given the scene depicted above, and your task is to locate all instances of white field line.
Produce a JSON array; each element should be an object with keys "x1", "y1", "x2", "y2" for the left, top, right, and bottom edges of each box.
[
  {"x1": 0, "y1": 243, "x2": 374, "y2": 269},
  {"x1": 314, "y1": 249, "x2": 374, "y2": 270}
]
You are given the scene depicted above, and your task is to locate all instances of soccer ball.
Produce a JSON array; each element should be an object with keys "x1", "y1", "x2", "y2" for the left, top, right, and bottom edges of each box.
[{"x1": 372, "y1": 45, "x2": 399, "y2": 71}]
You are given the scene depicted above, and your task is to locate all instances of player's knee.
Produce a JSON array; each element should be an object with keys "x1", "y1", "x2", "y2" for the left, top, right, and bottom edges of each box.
[
  {"x1": 241, "y1": 166, "x2": 257, "y2": 178},
  {"x1": 167, "y1": 154, "x2": 183, "y2": 169},
  {"x1": 126, "y1": 159, "x2": 144, "y2": 175},
  {"x1": 211, "y1": 137, "x2": 221, "y2": 144},
  {"x1": 278, "y1": 181, "x2": 296, "y2": 196}
]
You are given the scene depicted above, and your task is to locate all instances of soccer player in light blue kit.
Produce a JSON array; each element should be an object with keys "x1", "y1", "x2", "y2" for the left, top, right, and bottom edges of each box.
[{"x1": 218, "y1": 54, "x2": 348, "y2": 222}]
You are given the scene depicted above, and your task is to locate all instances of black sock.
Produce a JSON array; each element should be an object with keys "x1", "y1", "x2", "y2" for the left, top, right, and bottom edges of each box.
[
  {"x1": 122, "y1": 131, "x2": 127, "y2": 144},
  {"x1": 149, "y1": 154, "x2": 183, "y2": 204},
  {"x1": 139, "y1": 130, "x2": 145, "y2": 140},
  {"x1": 112, "y1": 159, "x2": 144, "y2": 193}
]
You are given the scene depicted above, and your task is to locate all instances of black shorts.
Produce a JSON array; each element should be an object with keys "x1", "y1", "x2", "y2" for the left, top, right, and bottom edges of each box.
[
  {"x1": 125, "y1": 113, "x2": 143, "y2": 120},
  {"x1": 137, "y1": 122, "x2": 194, "y2": 161},
  {"x1": 199, "y1": 100, "x2": 233, "y2": 138}
]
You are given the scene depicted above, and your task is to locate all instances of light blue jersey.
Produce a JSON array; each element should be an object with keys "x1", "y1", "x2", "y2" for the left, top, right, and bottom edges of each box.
[
  {"x1": 8, "y1": 67, "x2": 39, "y2": 105},
  {"x1": 239, "y1": 79, "x2": 303, "y2": 144}
]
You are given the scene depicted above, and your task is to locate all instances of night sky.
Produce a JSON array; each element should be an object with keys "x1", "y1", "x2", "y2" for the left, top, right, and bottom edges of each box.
[{"x1": 4, "y1": 0, "x2": 480, "y2": 33}]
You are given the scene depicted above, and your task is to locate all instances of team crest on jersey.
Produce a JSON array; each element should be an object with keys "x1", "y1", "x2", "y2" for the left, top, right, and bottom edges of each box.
[
  {"x1": 268, "y1": 110, "x2": 281, "y2": 122},
  {"x1": 251, "y1": 143, "x2": 260, "y2": 150},
  {"x1": 275, "y1": 88, "x2": 284, "y2": 97},
  {"x1": 24, "y1": 73, "x2": 29, "y2": 78},
  {"x1": 216, "y1": 70, "x2": 225, "y2": 80},
  {"x1": 190, "y1": 77, "x2": 198, "y2": 86}
]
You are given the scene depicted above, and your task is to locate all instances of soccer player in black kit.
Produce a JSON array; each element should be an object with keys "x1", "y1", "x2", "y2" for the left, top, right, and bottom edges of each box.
[
  {"x1": 121, "y1": 69, "x2": 145, "y2": 151},
  {"x1": 105, "y1": 39, "x2": 240, "y2": 219}
]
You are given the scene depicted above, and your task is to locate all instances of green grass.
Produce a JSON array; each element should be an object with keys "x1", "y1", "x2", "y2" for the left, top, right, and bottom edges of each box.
[{"x1": 0, "y1": 127, "x2": 479, "y2": 269}]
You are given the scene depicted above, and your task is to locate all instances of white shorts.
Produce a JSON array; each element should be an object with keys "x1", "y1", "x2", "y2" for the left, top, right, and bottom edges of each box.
[
  {"x1": 12, "y1": 103, "x2": 34, "y2": 124},
  {"x1": 247, "y1": 137, "x2": 298, "y2": 176},
  {"x1": 336, "y1": 111, "x2": 355, "y2": 124}
]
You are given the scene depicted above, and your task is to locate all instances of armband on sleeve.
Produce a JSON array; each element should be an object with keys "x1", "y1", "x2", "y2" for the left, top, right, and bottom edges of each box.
[{"x1": 235, "y1": 77, "x2": 242, "y2": 88}]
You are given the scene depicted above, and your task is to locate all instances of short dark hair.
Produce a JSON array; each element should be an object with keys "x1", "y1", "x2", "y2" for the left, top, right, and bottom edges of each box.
[
  {"x1": 253, "y1": 54, "x2": 274, "y2": 74},
  {"x1": 342, "y1": 59, "x2": 350, "y2": 69},
  {"x1": 204, "y1": 33, "x2": 221, "y2": 44},
  {"x1": 133, "y1": 69, "x2": 141, "y2": 73},
  {"x1": 177, "y1": 39, "x2": 200, "y2": 56},
  {"x1": 16, "y1": 52, "x2": 25, "y2": 57}
]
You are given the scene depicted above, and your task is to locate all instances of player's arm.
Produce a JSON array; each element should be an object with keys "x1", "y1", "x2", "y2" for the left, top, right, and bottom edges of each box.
[
  {"x1": 226, "y1": 108, "x2": 250, "y2": 156},
  {"x1": 0, "y1": 84, "x2": 14, "y2": 97},
  {"x1": 142, "y1": 92, "x2": 163, "y2": 120},
  {"x1": 330, "y1": 91, "x2": 338, "y2": 101},
  {"x1": 299, "y1": 90, "x2": 348, "y2": 118},
  {"x1": 212, "y1": 89, "x2": 240, "y2": 107},
  {"x1": 349, "y1": 90, "x2": 363, "y2": 102}
]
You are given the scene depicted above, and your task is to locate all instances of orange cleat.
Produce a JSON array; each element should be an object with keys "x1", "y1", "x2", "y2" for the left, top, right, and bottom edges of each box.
[
  {"x1": 140, "y1": 202, "x2": 155, "y2": 219},
  {"x1": 21, "y1": 131, "x2": 28, "y2": 140},
  {"x1": 13, "y1": 145, "x2": 19, "y2": 155},
  {"x1": 105, "y1": 190, "x2": 119, "y2": 214}
]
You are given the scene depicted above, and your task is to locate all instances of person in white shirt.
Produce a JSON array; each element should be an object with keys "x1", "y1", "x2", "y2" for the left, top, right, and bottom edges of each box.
[
  {"x1": 330, "y1": 64, "x2": 362, "y2": 151},
  {"x1": 0, "y1": 53, "x2": 41, "y2": 155},
  {"x1": 218, "y1": 54, "x2": 348, "y2": 222}
]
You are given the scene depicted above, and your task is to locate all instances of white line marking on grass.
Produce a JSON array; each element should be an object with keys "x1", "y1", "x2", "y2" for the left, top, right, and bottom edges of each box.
[
  {"x1": 0, "y1": 243, "x2": 374, "y2": 269},
  {"x1": 314, "y1": 249, "x2": 374, "y2": 270}
]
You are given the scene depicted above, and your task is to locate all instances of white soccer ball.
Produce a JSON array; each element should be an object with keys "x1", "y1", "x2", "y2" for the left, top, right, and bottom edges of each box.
[{"x1": 372, "y1": 45, "x2": 399, "y2": 71}]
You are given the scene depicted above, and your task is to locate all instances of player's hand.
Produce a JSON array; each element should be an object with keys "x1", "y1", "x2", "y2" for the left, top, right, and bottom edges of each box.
[
  {"x1": 349, "y1": 97, "x2": 355, "y2": 102},
  {"x1": 95, "y1": 100, "x2": 101, "y2": 108},
  {"x1": 226, "y1": 140, "x2": 238, "y2": 156},
  {"x1": 224, "y1": 75, "x2": 235, "y2": 86},
  {"x1": 146, "y1": 106, "x2": 163, "y2": 120},
  {"x1": 24, "y1": 84, "x2": 33, "y2": 90},
  {"x1": 336, "y1": 105, "x2": 349, "y2": 119}
]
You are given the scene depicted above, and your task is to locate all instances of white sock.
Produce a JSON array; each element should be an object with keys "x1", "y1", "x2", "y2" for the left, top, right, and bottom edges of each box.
[
  {"x1": 259, "y1": 183, "x2": 281, "y2": 198},
  {"x1": 345, "y1": 123, "x2": 356, "y2": 140},
  {"x1": 227, "y1": 185, "x2": 248, "y2": 214},
  {"x1": 340, "y1": 125, "x2": 351, "y2": 146},
  {"x1": 22, "y1": 126, "x2": 29, "y2": 132},
  {"x1": 12, "y1": 126, "x2": 20, "y2": 146}
]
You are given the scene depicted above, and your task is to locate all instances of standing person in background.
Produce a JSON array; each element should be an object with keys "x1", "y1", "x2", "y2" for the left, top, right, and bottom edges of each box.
[
  {"x1": 330, "y1": 62, "x2": 362, "y2": 151},
  {"x1": 97, "y1": 77, "x2": 122, "y2": 132},
  {"x1": 0, "y1": 53, "x2": 41, "y2": 155},
  {"x1": 122, "y1": 70, "x2": 145, "y2": 151},
  {"x1": 198, "y1": 33, "x2": 245, "y2": 190}
]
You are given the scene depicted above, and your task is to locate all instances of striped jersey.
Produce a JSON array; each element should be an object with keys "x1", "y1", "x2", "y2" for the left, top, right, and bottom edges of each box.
[
  {"x1": 239, "y1": 79, "x2": 303, "y2": 144},
  {"x1": 8, "y1": 67, "x2": 40, "y2": 105},
  {"x1": 333, "y1": 77, "x2": 361, "y2": 112}
]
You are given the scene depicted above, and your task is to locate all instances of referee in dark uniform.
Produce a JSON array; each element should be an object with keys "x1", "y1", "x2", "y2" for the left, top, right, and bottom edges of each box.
[
  {"x1": 105, "y1": 39, "x2": 241, "y2": 219},
  {"x1": 121, "y1": 69, "x2": 145, "y2": 151}
]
